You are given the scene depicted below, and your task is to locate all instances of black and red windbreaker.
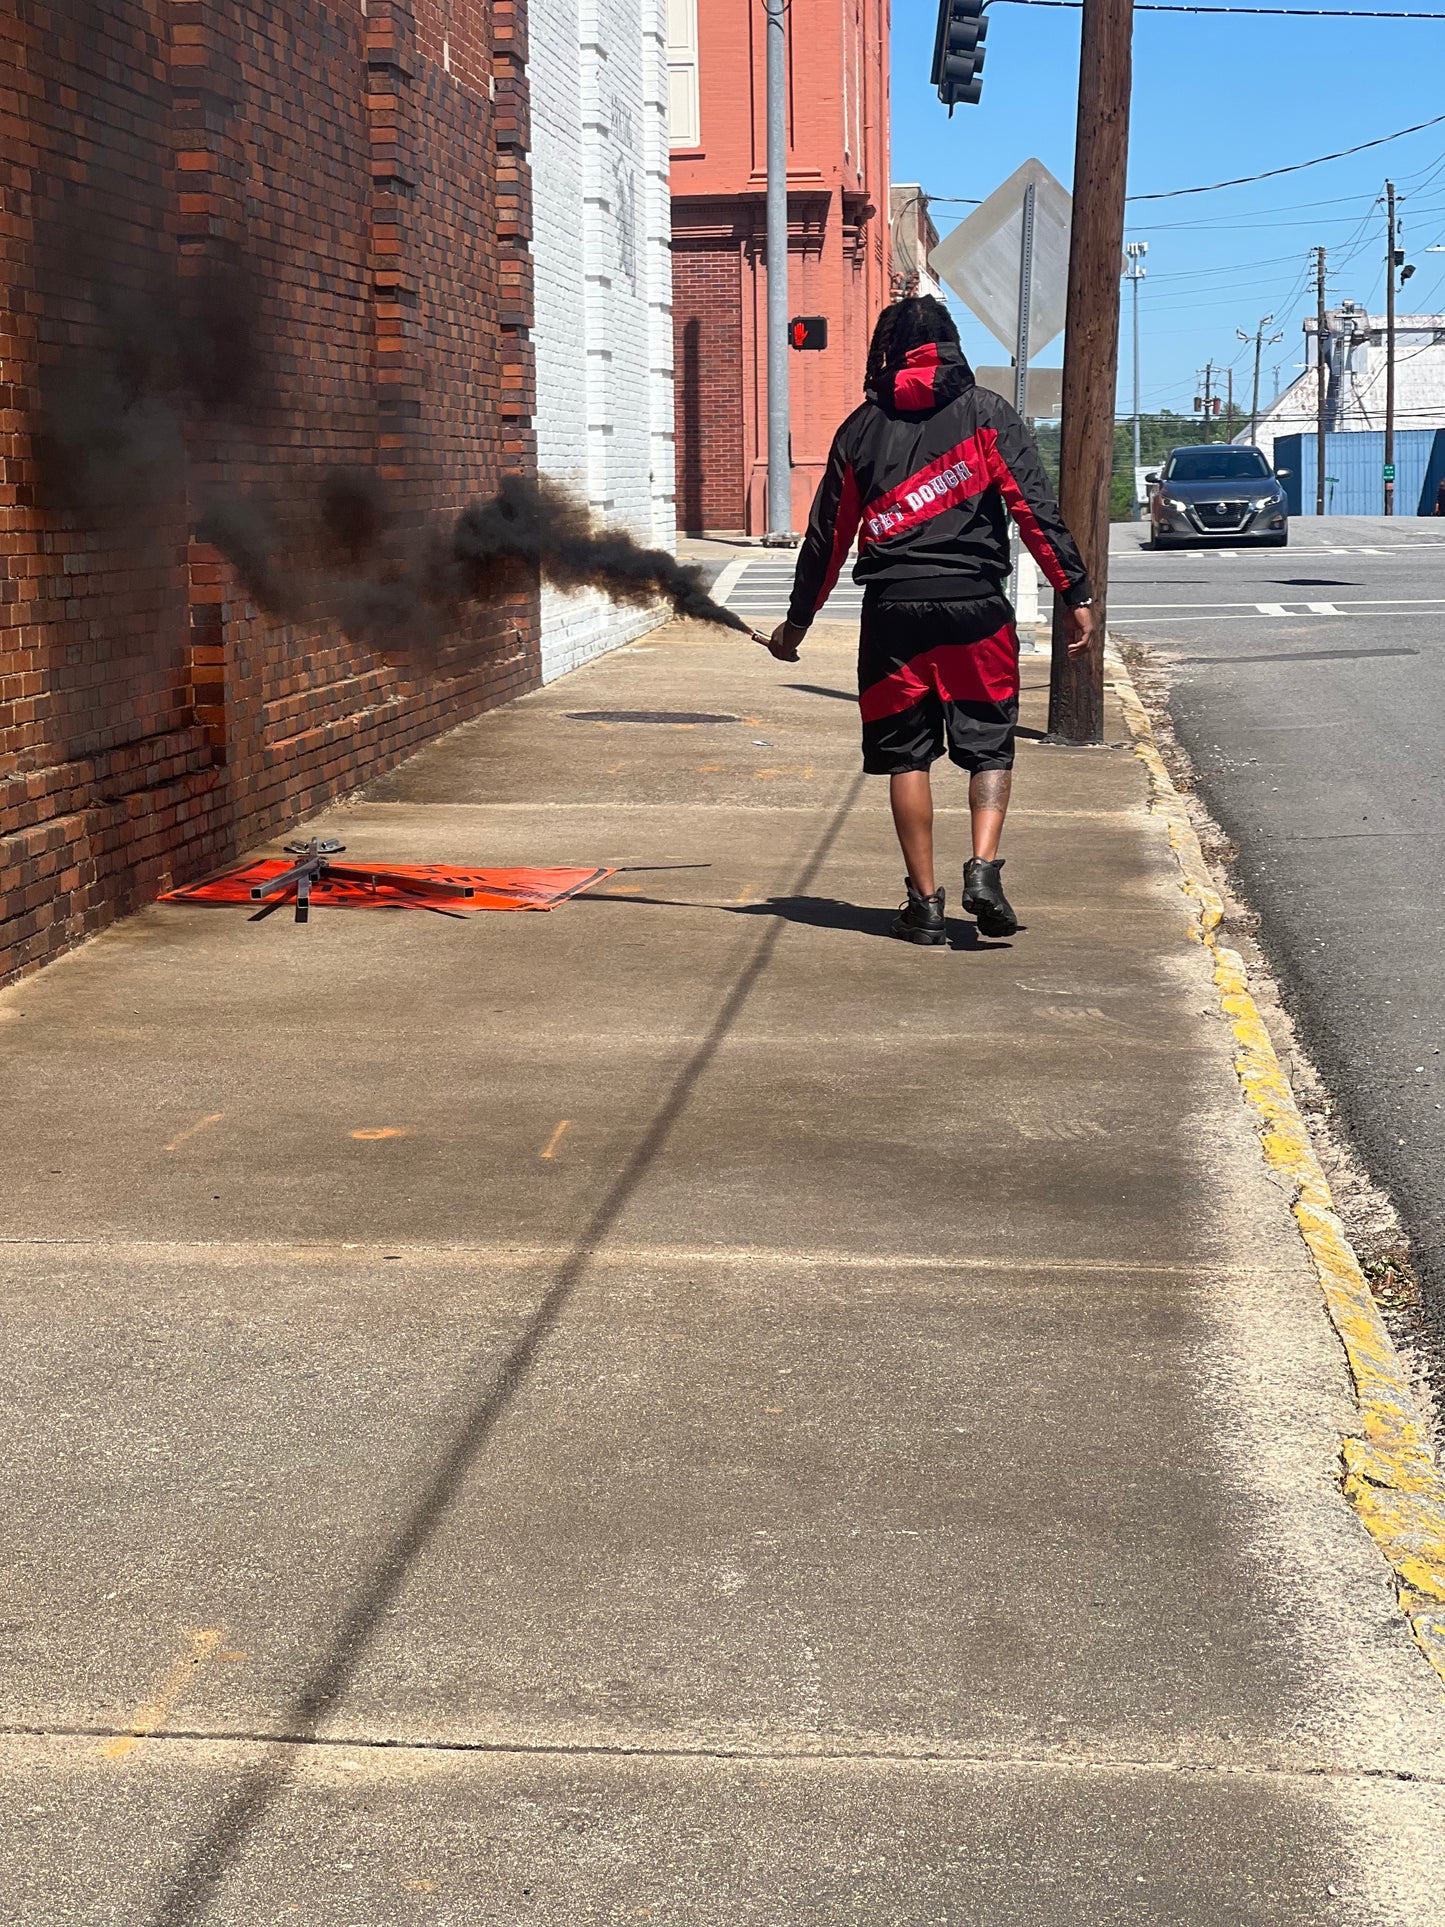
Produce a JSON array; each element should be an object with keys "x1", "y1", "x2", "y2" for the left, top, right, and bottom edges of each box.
[{"x1": 786, "y1": 340, "x2": 1092, "y2": 629}]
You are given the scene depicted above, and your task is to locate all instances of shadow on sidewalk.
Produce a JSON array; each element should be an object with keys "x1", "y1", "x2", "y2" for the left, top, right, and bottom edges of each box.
[
  {"x1": 730, "y1": 895, "x2": 1012, "y2": 950},
  {"x1": 783, "y1": 682, "x2": 855, "y2": 702},
  {"x1": 584, "y1": 891, "x2": 1012, "y2": 949}
]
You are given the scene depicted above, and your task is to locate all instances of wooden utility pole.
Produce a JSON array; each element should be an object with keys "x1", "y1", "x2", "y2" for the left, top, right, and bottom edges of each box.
[
  {"x1": 1198, "y1": 361, "x2": 1215, "y2": 441},
  {"x1": 1225, "y1": 365, "x2": 1234, "y2": 441},
  {"x1": 1249, "y1": 332, "x2": 1263, "y2": 440},
  {"x1": 1385, "y1": 181, "x2": 1397, "y2": 516},
  {"x1": 1047, "y1": 0, "x2": 1134, "y2": 745},
  {"x1": 1315, "y1": 246, "x2": 1328, "y2": 516},
  {"x1": 1239, "y1": 313, "x2": 1279, "y2": 444}
]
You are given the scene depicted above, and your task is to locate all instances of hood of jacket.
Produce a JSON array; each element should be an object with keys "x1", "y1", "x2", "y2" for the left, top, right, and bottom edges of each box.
[{"x1": 871, "y1": 340, "x2": 975, "y2": 414}]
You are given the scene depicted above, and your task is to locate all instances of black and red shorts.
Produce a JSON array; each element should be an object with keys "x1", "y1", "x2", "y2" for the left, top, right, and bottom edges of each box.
[{"x1": 858, "y1": 592, "x2": 1019, "y2": 775}]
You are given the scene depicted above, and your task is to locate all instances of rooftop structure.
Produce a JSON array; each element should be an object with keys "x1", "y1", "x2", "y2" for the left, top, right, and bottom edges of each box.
[
  {"x1": 1242, "y1": 301, "x2": 1445, "y2": 465},
  {"x1": 890, "y1": 185, "x2": 943, "y2": 304}
]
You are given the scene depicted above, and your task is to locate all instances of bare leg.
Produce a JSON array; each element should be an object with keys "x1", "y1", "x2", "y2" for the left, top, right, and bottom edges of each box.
[
  {"x1": 969, "y1": 768, "x2": 1012, "y2": 862},
  {"x1": 889, "y1": 770, "x2": 936, "y2": 894}
]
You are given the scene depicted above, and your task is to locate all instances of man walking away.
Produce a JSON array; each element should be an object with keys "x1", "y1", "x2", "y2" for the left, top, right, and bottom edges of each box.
[{"x1": 768, "y1": 297, "x2": 1094, "y2": 945}]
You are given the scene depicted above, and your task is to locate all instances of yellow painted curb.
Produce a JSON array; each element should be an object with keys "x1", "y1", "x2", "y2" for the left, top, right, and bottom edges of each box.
[{"x1": 1109, "y1": 649, "x2": 1445, "y2": 1686}]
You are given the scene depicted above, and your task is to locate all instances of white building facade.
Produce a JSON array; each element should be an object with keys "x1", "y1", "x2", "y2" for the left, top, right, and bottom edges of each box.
[{"x1": 529, "y1": 0, "x2": 676, "y2": 681}]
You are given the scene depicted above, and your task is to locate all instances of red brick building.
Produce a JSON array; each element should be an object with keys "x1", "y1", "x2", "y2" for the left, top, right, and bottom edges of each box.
[
  {"x1": 668, "y1": 0, "x2": 891, "y2": 534},
  {"x1": 0, "y1": 1, "x2": 535, "y2": 986}
]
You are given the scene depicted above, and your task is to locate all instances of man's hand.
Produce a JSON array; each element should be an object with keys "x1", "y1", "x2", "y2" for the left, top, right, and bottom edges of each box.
[
  {"x1": 762, "y1": 620, "x2": 806, "y2": 663},
  {"x1": 1067, "y1": 604, "x2": 1096, "y2": 657}
]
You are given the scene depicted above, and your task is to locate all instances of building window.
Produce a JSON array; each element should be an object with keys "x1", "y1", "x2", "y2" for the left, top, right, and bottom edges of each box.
[{"x1": 667, "y1": 0, "x2": 700, "y2": 148}]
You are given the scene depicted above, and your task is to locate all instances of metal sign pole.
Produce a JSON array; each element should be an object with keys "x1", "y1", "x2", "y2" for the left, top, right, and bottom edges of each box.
[
  {"x1": 1013, "y1": 180, "x2": 1036, "y2": 419},
  {"x1": 764, "y1": 0, "x2": 793, "y2": 537},
  {"x1": 1008, "y1": 181, "x2": 1036, "y2": 621}
]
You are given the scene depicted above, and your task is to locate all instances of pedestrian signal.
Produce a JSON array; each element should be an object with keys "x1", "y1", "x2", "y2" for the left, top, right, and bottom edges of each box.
[
  {"x1": 789, "y1": 316, "x2": 828, "y2": 351},
  {"x1": 931, "y1": 0, "x2": 987, "y2": 111}
]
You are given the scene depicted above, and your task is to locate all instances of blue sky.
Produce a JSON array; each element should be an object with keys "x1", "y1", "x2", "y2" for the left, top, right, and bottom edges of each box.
[{"x1": 889, "y1": 0, "x2": 1445, "y2": 416}]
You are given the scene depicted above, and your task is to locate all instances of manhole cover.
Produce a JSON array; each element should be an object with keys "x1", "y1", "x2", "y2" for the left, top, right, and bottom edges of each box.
[{"x1": 566, "y1": 709, "x2": 739, "y2": 725}]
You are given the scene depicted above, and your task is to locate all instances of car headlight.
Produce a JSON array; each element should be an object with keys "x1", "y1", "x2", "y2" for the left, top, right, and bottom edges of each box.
[
  {"x1": 1250, "y1": 495, "x2": 1277, "y2": 510},
  {"x1": 1164, "y1": 496, "x2": 1190, "y2": 513}
]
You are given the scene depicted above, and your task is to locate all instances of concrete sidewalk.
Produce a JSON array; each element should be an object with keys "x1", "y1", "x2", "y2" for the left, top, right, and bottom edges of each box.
[{"x1": 3, "y1": 617, "x2": 1445, "y2": 1924}]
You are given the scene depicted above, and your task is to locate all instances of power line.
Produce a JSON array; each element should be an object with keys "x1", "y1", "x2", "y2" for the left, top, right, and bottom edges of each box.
[
  {"x1": 1129, "y1": 112, "x2": 1445, "y2": 200},
  {"x1": 1130, "y1": 196, "x2": 1445, "y2": 232},
  {"x1": 992, "y1": 0, "x2": 1445, "y2": 15},
  {"x1": 1145, "y1": 185, "x2": 1408, "y2": 222},
  {"x1": 1146, "y1": 250, "x2": 1323, "y2": 280},
  {"x1": 932, "y1": 131, "x2": 1445, "y2": 220}
]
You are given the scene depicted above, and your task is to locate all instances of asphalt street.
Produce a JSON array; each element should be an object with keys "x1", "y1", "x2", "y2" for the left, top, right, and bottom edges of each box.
[{"x1": 1109, "y1": 511, "x2": 1445, "y2": 1337}]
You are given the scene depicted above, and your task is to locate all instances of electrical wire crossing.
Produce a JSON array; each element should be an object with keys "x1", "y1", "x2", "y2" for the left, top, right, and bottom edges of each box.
[{"x1": 992, "y1": 0, "x2": 1445, "y2": 15}]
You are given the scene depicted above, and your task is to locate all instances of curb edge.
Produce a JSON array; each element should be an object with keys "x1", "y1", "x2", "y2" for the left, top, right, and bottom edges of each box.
[{"x1": 1107, "y1": 645, "x2": 1445, "y2": 1688}]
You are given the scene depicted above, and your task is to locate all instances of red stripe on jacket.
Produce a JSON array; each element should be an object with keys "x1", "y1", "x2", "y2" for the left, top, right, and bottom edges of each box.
[
  {"x1": 860, "y1": 435, "x2": 988, "y2": 546},
  {"x1": 805, "y1": 461, "x2": 863, "y2": 617},
  {"x1": 979, "y1": 427, "x2": 1072, "y2": 594}
]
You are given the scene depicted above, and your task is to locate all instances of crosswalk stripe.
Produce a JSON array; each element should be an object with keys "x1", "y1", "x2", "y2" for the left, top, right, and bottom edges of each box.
[{"x1": 718, "y1": 556, "x2": 863, "y2": 624}]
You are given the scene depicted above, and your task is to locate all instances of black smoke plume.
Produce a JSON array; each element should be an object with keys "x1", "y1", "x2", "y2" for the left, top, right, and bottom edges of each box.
[
  {"x1": 38, "y1": 244, "x2": 753, "y2": 658},
  {"x1": 36, "y1": 262, "x2": 259, "y2": 516},
  {"x1": 452, "y1": 478, "x2": 752, "y2": 634},
  {"x1": 198, "y1": 470, "x2": 755, "y2": 655}
]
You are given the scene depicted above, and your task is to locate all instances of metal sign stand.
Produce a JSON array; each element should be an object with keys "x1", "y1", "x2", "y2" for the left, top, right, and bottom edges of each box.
[
  {"x1": 1010, "y1": 181, "x2": 1041, "y2": 649},
  {"x1": 249, "y1": 839, "x2": 479, "y2": 925}
]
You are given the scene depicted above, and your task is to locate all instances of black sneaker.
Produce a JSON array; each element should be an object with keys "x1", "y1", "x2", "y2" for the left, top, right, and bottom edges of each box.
[
  {"x1": 891, "y1": 880, "x2": 947, "y2": 946},
  {"x1": 962, "y1": 857, "x2": 1018, "y2": 937}
]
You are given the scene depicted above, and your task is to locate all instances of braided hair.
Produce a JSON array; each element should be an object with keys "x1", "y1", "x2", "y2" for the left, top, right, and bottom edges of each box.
[{"x1": 864, "y1": 295, "x2": 961, "y2": 396}]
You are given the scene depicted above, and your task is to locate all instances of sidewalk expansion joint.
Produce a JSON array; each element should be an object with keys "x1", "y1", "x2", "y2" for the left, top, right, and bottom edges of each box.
[
  {"x1": 0, "y1": 1234, "x2": 1283, "y2": 1278},
  {"x1": 344, "y1": 800, "x2": 1141, "y2": 819},
  {"x1": 1110, "y1": 645, "x2": 1445, "y2": 1691},
  {"x1": 4, "y1": 1721, "x2": 1443, "y2": 1785}
]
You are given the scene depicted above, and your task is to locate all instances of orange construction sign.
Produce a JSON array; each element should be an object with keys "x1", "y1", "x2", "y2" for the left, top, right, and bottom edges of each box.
[{"x1": 160, "y1": 861, "x2": 613, "y2": 916}]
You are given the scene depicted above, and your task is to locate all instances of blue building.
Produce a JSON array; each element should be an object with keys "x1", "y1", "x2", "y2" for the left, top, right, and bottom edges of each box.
[{"x1": 1273, "y1": 427, "x2": 1445, "y2": 517}]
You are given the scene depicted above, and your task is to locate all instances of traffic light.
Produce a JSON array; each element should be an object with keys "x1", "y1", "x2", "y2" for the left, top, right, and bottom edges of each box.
[
  {"x1": 789, "y1": 315, "x2": 828, "y2": 351},
  {"x1": 931, "y1": 0, "x2": 988, "y2": 112}
]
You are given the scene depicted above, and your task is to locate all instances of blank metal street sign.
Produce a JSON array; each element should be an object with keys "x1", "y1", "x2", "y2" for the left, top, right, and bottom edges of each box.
[{"x1": 929, "y1": 158, "x2": 1072, "y2": 357}]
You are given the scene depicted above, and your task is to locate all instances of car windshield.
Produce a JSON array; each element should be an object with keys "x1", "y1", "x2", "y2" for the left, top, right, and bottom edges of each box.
[{"x1": 1164, "y1": 447, "x2": 1272, "y2": 482}]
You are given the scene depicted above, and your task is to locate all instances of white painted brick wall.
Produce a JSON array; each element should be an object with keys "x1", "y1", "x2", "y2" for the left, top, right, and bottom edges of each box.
[{"x1": 530, "y1": 0, "x2": 676, "y2": 683}]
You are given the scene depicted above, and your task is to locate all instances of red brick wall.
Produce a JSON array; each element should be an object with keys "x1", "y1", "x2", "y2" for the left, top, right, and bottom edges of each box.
[
  {"x1": 0, "y1": 0, "x2": 537, "y2": 987},
  {"x1": 671, "y1": 235, "x2": 744, "y2": 535}
]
